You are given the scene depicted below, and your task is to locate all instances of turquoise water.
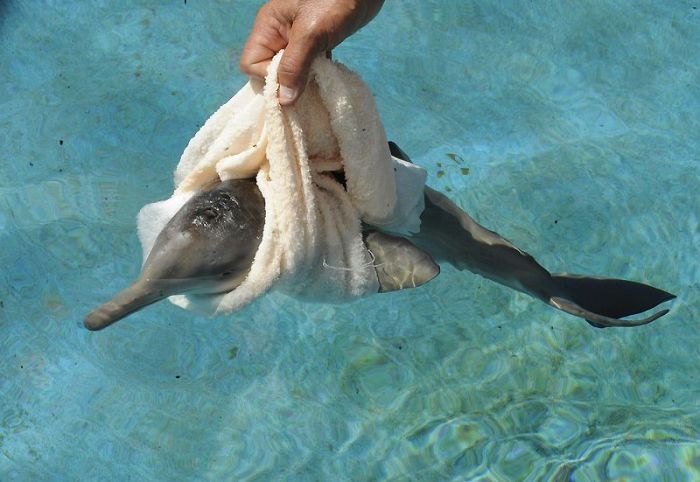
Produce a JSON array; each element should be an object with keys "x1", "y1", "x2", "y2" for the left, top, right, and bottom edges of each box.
[{"x1": 1, "y1": 0, "x2": 698, "y2": 480}]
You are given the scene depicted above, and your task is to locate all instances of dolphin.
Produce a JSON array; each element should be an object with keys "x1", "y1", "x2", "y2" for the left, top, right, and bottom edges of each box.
[{"x1": 83, "y1": 143, "x2": 675, "y2": 330}]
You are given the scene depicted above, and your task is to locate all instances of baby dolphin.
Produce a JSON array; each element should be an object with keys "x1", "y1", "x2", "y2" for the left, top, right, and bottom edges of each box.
[
  {"x1": 84, "y1": 143, "x2": 675, "y2": 330},
  {"x1": 84, "y1": 179, "x2": 265, "y2": 330}
]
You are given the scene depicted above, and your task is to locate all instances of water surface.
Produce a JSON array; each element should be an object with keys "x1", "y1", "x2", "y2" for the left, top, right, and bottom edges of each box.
[{"x1": 1, "y1": 1, "x2": 698, "y2": 480}]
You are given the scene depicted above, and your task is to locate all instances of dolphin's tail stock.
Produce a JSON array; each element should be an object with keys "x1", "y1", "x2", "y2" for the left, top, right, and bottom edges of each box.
[
  {"x1": 412, "y1": 185, "x2": 675, "y2": 328},
  {"x1": 84, "y1": 279, "x2": 169, "y2": 331}
]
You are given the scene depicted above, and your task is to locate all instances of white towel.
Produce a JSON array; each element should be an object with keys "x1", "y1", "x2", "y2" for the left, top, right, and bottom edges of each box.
[{"x1": 137, "y1": 52, "x2": 426, "y2": 315}]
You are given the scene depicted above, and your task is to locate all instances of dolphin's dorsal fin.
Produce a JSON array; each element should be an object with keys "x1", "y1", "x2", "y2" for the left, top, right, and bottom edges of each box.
[
  {"x1": 388, "y1": 141, "x2": 413, "y2": 163},
  {"x1": 364, "y1": 231, "x2": 440, "y2": 292}
]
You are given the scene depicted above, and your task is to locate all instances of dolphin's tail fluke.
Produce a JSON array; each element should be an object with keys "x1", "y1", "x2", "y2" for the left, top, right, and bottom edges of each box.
[
  {"x1": 84, "y1": 280, "x2": 167, "y2": 331},
  {"x1": 549, "y1": 274, "x2": 676, "y2": 328}
]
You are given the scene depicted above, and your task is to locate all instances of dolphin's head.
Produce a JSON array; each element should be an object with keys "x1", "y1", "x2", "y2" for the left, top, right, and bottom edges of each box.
[
  {"x1": 84, "y1": 179, "x2": 265, "y2": 331},
  {"x1": 142, "y1": 180, "x2": 264, "y2": 290}
]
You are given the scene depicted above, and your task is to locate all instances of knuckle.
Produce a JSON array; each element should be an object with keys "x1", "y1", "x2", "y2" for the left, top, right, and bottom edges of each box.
[
  {"x1": 294, "y1": 22, "x2": 330, "y2": 53},
  {"x1": 278, "y1": 55, "x2": 304, "y2": 77},
  {"x1": 239, "y1": 56, "x2": 251, "y2": 73},
  {"x1": 257, "y1": 2, "x2": 274, "y2": 18}
]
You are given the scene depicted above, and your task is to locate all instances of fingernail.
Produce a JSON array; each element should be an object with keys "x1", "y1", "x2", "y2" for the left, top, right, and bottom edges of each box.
[{"x1": 279, "y1": 85, "x2": 297, "y2": 104}]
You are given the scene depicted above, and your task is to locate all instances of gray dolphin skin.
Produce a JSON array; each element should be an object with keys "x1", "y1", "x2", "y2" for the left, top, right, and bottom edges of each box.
[
  {"x1": 83, "y1": 179, "x2": 265, "y2": 331},
  {"x1": 84, "y1": 143, "x2": 674, "y2": 330}
]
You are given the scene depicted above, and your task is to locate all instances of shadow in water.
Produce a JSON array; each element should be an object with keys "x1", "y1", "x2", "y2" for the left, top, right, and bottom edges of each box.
[{"x1": 0, "y1": 0, "x2": 11, "y2": 29}]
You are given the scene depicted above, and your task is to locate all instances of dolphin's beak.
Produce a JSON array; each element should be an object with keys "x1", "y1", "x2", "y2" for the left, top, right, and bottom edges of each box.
[{"x1": 84, "y1": 279, "x2": 167, "y2": 331}]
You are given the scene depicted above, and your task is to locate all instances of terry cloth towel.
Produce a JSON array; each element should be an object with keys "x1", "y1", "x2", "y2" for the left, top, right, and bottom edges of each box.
[{"x1": 137, "y1": 52, "x2": 427, "y2": 315}]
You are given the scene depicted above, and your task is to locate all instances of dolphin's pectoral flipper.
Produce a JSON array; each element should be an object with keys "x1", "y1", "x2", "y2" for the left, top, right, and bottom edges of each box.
[
  {"x1": 549, "y1": 274, "x2": 676, "y2": 328},
  {"x1": 364, "y1": 231, "x2": 440, "y2": 292}
]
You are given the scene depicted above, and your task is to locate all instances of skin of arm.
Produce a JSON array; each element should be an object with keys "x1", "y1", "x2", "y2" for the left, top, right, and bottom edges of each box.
[{"x1": 240, "y1": 0, "x2": 385, "y2": 105}]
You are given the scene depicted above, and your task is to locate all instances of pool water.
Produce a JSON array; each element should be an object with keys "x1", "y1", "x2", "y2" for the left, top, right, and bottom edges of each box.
[{"x1": 1, "y1": 1, "x2": 698, "y2": 480}]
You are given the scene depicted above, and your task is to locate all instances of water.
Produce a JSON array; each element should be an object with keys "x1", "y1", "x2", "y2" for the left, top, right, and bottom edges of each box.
[{"x1": 1, "y1": 1, "x2": 698, "y2": 480}]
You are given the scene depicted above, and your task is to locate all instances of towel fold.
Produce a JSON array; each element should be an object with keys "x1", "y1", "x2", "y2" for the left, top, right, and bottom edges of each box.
[{"x1": 137, "y1": 52, "x2": 426, "y2": 315}]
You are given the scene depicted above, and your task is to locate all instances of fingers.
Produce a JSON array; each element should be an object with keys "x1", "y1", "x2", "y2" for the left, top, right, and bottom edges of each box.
[
  {"x1": 277, "y1": 21, "x2": 327, "y2": 105},
  {"x1": 240, "y1": 4, "x2": 290, "y2": 80},
  {"x1": 239, "y1": 2, "x2": 320, "y2": 105}
]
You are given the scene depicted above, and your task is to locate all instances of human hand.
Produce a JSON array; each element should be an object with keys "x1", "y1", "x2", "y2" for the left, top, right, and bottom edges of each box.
[{"x1": 240, "y1": 0, "x2": 385, "y2": 105}]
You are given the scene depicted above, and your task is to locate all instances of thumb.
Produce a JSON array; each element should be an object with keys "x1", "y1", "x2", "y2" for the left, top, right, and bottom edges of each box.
[{"x1": 277, "y1": 24, "x2": 325, "y2": 105}]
